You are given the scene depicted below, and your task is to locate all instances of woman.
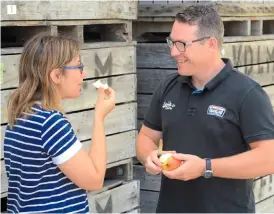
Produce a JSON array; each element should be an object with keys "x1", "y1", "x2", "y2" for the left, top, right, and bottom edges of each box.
[{"x1": 4, "y1": 33, "x2": 116, "y2": 213}]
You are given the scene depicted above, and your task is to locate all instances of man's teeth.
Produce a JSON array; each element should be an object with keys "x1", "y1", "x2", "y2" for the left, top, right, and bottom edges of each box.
[{"x1": 177, "y1": 60, "x2": 188, "y2": 63}]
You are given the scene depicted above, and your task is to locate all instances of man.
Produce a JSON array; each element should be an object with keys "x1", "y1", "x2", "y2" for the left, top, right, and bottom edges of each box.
[{"x1": 136, "y1": 3, "x2": 274, "y2": 213}]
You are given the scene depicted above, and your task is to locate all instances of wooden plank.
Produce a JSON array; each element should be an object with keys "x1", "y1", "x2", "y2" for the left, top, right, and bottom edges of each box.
[
  {"x1": 1, "y1": 102, "x2": 137, "y2": 145},
  {"x1": 1, "y1": 74, "x2": 137, "y2": 124},
  {"x1": 0, "y1": 129, "x2": 136, "y2": 161},
  {"x1": 1, "y1": 45, "x2": 136, "y2": 88},
  {"x1": 1, "y1": 163, "x2": 8, "y2": 198},
  {"x1": 82, "y1": 131, "x2": 136, "y2": 165},
  {"x1": 140, "y1": 190, "x2": 159, "y2": 213},
  {"x1": 256, "y1": 195, "x2": 274, "y2": 213},
  {"x1": 136, "y1": 64, "x2": 274, "y2": 96},
  {"x1": 88, "y1": 180, "x2": 140, "y2": 213},
  {"x1": 236, "y1": 63, "x2": 274, "y2": 86},
  {"x1": 1, "y1": 157, "x2": 134, "y2": 198},
  {"x1": 134, "y1": 165, "x2": 274, "y2": 203},
  {"x1": 1, "y1": 19, "x2": 131, "y2": 27},
  {"x1": 133, "y1": 165, "x2": 161, "y2": 191},
  {"x1": 125, "y1": 208, "x2": 141, "y2": 213},
  {"x1": 138, "y1": 3, "x2": 274, "y2": 17},
  {"x1": 1, "y1": 41, "x2": 137, "y2": 55},
  {"x1": 1, "y1": 1, "x2": 138, "y2": 21},
  {"x1": 254, "y1": 174, "x2": 274, "y2": 203},
  {"x1": 136, "y1": 41, "x2": 274, "y2": 68},
  {"x1": 138, "y1": 69, "x2": 176, "y2": 93},
  {"x1": 137, "y1": 84, "x2": 274, "y2": 121},
  {"x1": 137, "y1": 94, "x2": 152, "y2": 119},
  {"x1": 263, "y1": 85, "x2": 274, "y2": 108}
]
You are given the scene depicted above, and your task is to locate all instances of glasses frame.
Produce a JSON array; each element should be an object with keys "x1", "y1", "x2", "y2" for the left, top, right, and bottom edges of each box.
[
  {"x1": 166, "y1": 36, "x2": 210, "y2": 52},
  {"x1": 63, "y1": 62, "x2": 84, "y2": 74}
]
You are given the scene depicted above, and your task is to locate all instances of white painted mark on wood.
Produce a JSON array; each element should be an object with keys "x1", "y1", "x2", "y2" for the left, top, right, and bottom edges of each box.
[{"x1": 7, "y1": 5, "x2": 16, "y2": 15}]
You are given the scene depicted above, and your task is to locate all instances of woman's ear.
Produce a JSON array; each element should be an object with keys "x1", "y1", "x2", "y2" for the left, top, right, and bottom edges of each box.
[{"x1": 50, "y1": 68, "x2": 62, "y2": 84}]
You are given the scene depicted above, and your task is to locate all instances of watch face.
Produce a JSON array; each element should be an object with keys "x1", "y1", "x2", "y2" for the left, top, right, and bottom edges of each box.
[{"x1": 203, "y1": 170, "x2": 213, "y2": 178}]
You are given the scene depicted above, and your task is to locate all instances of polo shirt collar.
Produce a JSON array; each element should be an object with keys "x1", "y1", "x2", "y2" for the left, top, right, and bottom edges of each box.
[{"x1": 178, "y1": 58, "x2": 233, "y2": 91}]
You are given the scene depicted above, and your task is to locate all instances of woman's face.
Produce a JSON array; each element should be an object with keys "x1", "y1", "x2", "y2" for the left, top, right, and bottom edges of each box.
[{"x1": 58, "y1": 55, "x2": 87, "y2": 99}]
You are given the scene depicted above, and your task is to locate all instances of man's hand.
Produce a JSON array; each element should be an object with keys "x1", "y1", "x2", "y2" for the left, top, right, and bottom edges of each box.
[
  {"x1": 162, "y1": 154, "x2": 205, "y2": 181},
  {"x1": 144, "y1": 150, "x2": 176, "y2": 175}
]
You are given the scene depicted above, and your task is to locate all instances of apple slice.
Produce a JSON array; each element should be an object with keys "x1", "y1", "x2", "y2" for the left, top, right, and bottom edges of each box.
[
  {"x1": 93, "y1": 80, "x2": 109, "y2": 89},
  {"x1": 159, "y1": 153, "x2": 181, "y2": 171}
]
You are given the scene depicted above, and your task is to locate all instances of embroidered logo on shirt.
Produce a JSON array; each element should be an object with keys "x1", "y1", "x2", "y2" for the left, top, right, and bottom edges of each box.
[
  {"x1": 162, "y1": 101, "x2": 175, "y2": 110},
  {"x1": 207, "y1": 105, "x2": 226, "y2": 117}
]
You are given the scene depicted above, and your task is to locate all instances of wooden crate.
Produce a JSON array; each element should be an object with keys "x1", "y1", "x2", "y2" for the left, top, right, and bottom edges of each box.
[
  {"x1": 88, "y1": 179, "x2": 140, "y2": 213},
  {"x1": 134, "y1": 165, "x2": 274, "y2": 213},
  {"x1": 1, "y1": 1, "x2": 138, "y2": 21},
  {"x1": 1, "y1": 18, "x2": 137, "y2": 214},
  {"x1": 1, "y1": 19, "x2": 133, "y2": 48}
]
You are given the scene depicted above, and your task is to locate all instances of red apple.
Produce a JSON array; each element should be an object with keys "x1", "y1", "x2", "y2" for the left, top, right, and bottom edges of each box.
[{"x1": 159, "y1": 153, "x2": 181, "y2": 171}]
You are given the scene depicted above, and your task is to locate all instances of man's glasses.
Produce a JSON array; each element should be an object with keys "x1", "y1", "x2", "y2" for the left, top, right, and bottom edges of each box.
[
  {"x1": 63, "y1": 62, "x2": 84, "y2": 74},
  {"x1": 166, "y1": 37, "x2": 210, "y2": 52}
]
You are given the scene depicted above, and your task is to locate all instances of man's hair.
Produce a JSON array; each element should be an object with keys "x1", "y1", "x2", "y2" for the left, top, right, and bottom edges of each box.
[{"x1": 175, "y1": 4, "x2": 224, "y2": 48}]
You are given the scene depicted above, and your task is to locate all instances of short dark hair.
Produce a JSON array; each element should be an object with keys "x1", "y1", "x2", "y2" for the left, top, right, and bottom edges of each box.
[{"x1": 175, "y1": 4, "x2": 224, "y2": 48}]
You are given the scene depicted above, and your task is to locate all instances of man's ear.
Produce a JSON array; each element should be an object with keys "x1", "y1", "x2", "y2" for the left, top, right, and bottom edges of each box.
[
  {"x1": 207, "y1": 37, "x2": 218, "y2": 52},
  {"x1": 50, "y1": 68, "x2": 62, "y2": 84}
]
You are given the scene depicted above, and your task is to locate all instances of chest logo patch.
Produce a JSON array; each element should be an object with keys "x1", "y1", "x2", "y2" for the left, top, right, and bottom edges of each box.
[
  {"x1": 162, "y1": 101, "x2": 175, "y2": 110},
  {"x1": 207, "y1": 105, "x2": 226, "y2": 117}
]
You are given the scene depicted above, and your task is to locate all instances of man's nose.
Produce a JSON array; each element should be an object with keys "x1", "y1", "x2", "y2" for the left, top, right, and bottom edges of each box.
[{"x1": 170, "y1": 45, "x2": 181, "y2": 57}]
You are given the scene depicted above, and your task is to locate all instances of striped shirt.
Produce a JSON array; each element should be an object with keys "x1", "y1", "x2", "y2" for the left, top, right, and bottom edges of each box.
[{"x1": 4, "y1": 104, "x2": 89, "y2": 213}]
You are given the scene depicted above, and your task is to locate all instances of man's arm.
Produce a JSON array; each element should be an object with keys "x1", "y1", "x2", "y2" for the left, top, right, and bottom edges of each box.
[
  {"x1": 211, "y1": 140, "x2": 274, "y2": 179},
  {"x1": 136, "y1": 125, "x2": 162, "y2": 165}
]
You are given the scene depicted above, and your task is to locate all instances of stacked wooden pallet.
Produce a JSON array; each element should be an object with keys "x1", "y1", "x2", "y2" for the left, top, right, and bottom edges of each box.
[
  {"x1": 0, "y1": 1, "x2": 139, "y2": 213},
  {"x1": 133, "y1": 1, "x2": 274, "y2": 213}
]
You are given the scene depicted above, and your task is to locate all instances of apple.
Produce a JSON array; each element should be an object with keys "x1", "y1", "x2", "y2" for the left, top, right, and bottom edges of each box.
[{"x1": 159, "y1": 153, "x2": 181, "y2": 171}]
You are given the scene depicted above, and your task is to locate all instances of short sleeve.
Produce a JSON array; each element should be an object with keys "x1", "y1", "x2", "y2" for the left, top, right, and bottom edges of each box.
[
  {"x1": 41, "y1": 112, "x2": 82, "y2": 165},
  {"x1": 143, "y1": 84, "x2": 163, "y2": 131},
  {"x1": 240, "y1": 85, "x2": 274, "y2": 144}
]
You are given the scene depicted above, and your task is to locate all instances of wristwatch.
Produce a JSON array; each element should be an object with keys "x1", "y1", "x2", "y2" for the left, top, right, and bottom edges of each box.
[{"x1": 203, "y1": 158, "x2": 213, "y2": 178}]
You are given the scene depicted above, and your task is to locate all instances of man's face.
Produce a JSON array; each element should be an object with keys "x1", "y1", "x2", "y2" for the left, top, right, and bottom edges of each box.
[{"x1": 169, "y1": 20, "x2": 211, "y2": 76}]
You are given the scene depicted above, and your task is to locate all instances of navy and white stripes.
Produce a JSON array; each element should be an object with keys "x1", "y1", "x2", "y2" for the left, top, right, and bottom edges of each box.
[{"x1": 4, "y1": 105, "x2": 89, "y2": 213}]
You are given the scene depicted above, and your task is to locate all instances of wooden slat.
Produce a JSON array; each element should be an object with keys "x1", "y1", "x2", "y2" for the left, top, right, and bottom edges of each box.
[
  {"x1": 88, "y1": 180, "x2": 140, "y2": 213},
  {"x1": 68, "y1": 103, "x2": 137, "y2": 141},
  {"x1": 137, "y1": 94, "x2": 152, "y2": 119},
  {"x1": 256, "y1": 195, "x2": 274, "y2": 213},
  {"x1": 1, "y1": 45, "x2": 136, "y2": 89},
  {"x1": 140, "y1": 190, "x2": 159, "y2": 213},
  {"x1": 1, "y1": 157, "x2": 134, "y2": 198},
  {"x1": 136, "y1": 41, "x2": 274, "y2": 69},
  {"x1": 137, "y1": 69, "x2": 176, "y2": 93},
  {"x1": 138, "y1": 3, "x2": 274, "y2": 17},
  {"x1": 1, "y1": 124, "x2": 136, "y2": 161},
  {"x1": 82, "y1": 131, "x2": 136, "y2": 165},
  {"x1": 263, "y1": 85, "x2": 274, "y2": 108},
  {"x1": 133, "y1": 165, "x2": 161, "y2": 191},
  {"x1": 136, "y1": 64, "x2": 274, "y2": 96},
  {"x1": 134, "y1": 166, "x2": 274, "y2": 203},
  {"x1": 1, "y1": 1, "x2": 138, "y2": 21},
  {"x1": 1, "y1": 74, "x2": 137, "y2": 124},
  {"x1": 1, "y1": 102, "x2": 137, "y2": 149},
  {"x1": 137, "y1": 84, "x2": 274, "y2": 120},
  {"x1": 125, "y1": 208, "x2": 141, "y2": 213},
  {"x1": 139, "y1": 190, "x2": 274, "y2": 213}
]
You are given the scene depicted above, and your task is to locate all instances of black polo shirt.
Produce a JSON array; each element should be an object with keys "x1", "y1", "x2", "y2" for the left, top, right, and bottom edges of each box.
[{"x1": 143, "y1": 58, "x2": 274, "y2": 213}]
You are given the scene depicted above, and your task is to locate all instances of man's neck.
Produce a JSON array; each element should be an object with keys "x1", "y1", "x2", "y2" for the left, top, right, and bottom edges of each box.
[{"x1": 192, "y1": 59, "x2": 225, "y2": 89}]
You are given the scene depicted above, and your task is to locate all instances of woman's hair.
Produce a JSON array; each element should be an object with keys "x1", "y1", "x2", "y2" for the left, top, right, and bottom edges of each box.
[{"x1": 7, "y1": 32, "x2": 80, "y2": 127}]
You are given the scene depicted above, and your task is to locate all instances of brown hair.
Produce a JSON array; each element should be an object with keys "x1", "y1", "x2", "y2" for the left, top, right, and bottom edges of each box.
[
  {"x1": 175, "y1": 4, "x2": 224, "y2": 48},
  {"x1": 7, "y1": 32, "x2": 80, "y2": 127}
]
